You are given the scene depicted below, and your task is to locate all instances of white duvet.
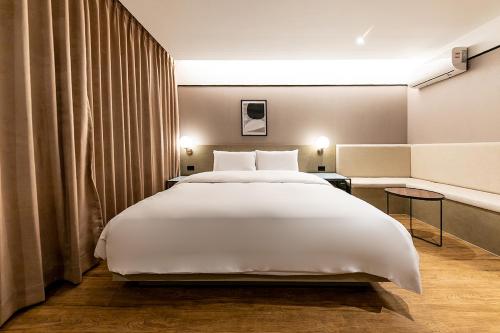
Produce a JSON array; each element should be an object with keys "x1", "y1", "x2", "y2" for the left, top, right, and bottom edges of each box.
[{"x1": 95, "y1": 171, "x2": 421, "y2": 293}]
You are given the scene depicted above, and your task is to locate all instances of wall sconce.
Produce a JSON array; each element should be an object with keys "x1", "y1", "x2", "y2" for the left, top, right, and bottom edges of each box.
[
  {"x1": 315, "y1": 136, "x2": 330, "y2": 155},
  {"x1": 180, "y1": 135, "x2": 196, "y2": 155}
]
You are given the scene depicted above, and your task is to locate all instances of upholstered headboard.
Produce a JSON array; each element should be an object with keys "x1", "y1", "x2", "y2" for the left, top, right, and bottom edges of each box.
[
  {"x1": 411, "y1": 143, "x2": 500, "y2": 195},
  {"x1": 336, "y1": 144, "x2": 411, "y2": 177},
  {"x1": 180, "y1": 145, "x2": 336, "y2": 175}
]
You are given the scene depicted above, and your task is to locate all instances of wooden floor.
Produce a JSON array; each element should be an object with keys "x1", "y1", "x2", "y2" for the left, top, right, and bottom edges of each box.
[{"x1": 2, "y1": 215, "x2": 500, "y2": 333}]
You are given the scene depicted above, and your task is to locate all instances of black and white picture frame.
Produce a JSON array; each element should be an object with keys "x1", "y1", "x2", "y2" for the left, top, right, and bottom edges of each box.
[{"x1": 241, "y1": 100, "x2": 267, "y2": 136}]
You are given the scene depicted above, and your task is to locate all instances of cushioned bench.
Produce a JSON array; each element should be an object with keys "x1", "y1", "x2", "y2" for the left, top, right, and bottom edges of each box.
[
  {"x1": 337, "y1": 143, "x2": 500, "y2": 254},
  {"x1": 351, "y1": 177, "x2": 500, "y2": 213}
]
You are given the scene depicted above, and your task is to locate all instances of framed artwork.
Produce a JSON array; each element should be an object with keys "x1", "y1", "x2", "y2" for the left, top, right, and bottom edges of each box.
[{"x1": 241, "y1": 100, "x2": 267, "y2": 136}]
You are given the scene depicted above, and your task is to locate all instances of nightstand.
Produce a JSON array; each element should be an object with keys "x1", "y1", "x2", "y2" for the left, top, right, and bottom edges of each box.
[
  {"x1": 309, "y1": 173, "x2": 352, "y2": 194},
  {"x1": 165, "y1": 176, "x2": 186, "y2": 189}
]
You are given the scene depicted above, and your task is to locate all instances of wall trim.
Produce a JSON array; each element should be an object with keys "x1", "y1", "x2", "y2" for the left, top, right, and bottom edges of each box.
[
  {"x1": 468, "y1": 44, "x2": 500, "y2": 61},
  {"x1": 178, "y1": 84, "x2": 408, "y2": 87}
]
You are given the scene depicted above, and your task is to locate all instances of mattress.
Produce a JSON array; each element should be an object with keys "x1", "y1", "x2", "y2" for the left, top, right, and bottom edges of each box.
[{"x1": 95, "y1": 170, "x2": 421, "y2": 293}]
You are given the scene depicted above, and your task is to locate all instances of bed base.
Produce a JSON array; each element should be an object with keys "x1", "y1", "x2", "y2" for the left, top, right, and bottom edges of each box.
[{"x1": 112, "y1": 272, "x2": 388, "y2": 285}]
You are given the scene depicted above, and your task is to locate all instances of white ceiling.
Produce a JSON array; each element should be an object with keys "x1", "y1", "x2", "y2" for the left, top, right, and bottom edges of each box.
[{"x1": 120, "y1": 0, "x2": 500, "y2": 60}]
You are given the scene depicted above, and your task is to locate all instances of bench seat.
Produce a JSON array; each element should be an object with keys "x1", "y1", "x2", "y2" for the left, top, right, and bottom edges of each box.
[
  {"x1": 350, "y1": 177, "x2": 409, "y2": 188},
  {"x1": 351, "y1": 177, "x2": 500, "y2": 213}
]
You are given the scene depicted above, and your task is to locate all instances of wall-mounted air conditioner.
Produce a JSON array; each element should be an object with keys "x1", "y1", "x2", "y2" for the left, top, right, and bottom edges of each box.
[{"x1": 409, "y1": 47, "x2": 468, "y2": 89}]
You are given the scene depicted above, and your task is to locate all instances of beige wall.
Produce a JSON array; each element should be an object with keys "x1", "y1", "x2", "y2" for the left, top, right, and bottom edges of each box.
[
  {"x1": 179, "y1": 86, "x2": 407, "y2": 145},
  {"x1": 408, "y1": 48, "x2": 500, "y2": 143}
]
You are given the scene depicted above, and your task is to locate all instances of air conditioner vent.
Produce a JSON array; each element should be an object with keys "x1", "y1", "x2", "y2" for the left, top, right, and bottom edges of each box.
[{"x1": 409, "y1": 47, "x2": 468, "y2": 89}]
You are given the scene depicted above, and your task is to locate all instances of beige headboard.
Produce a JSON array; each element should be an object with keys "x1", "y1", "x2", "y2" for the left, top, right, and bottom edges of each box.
[
  {"x1": 411, "y1": 143, "x2": 500, "y2": 195},
  {"x1": 180, "y1": 145, "x2": 336, "y2": 175},
  {"x1": 336, "y1": 144, "x2": 411, "y2": 177}
]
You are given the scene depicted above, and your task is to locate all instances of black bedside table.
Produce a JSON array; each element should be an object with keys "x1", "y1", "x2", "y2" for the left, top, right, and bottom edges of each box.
[
  {"x1": 309, "y1": 173, "x2": 352, "y2": 194},
  {"x1": 165, "y1": 176, "x2": 186, "y2": 189}
]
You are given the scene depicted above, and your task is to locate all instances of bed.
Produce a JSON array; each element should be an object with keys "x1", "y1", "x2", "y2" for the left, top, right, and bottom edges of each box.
[{"x1": 95, "y1": 170, "x2": 421, "y2": 293}]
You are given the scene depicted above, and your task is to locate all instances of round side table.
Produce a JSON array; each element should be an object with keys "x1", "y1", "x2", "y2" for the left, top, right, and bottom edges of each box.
[{"x1": 385, "y1": 187, "x2": 445, "y2": 247}]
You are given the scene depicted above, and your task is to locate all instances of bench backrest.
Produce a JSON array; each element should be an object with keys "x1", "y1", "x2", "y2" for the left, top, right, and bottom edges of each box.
[
  {"x1": 336, "y1": 144, "x2": 411, "y2": 177},
  {"x1": 411, "y1": 143, "x2": 500, "y2": 195}
]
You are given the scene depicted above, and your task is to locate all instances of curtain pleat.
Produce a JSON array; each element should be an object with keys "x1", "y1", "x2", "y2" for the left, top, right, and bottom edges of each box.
[
  {"x1": 0, "y1": 0, "x2": 46, "y2": 324},
  {"x1": 0, "y1": 0, "x2": 179, "y2": 326}
]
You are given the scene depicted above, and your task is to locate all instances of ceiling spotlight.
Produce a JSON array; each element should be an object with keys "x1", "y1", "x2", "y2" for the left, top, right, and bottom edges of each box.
[
  {"x1": 356, "y1": 36, "x2": 365, "y2": 45},
  {"x1": 355, "y1": 26, "x2": 374, "y2": 46}
]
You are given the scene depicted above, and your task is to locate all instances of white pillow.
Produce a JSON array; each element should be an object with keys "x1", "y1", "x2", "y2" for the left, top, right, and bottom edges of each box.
[
  {"x1": 256, "y1": 150, "x2": 299, "y2": 171},
  {"x1": 213, "y1": 151, "x2": 256, "y2": 171}
]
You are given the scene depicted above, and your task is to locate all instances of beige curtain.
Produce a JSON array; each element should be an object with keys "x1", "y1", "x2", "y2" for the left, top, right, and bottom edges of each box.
[
  {"x1": 0, "y1": 0, "x2": 179, "y2": 326},
  {"x1": 86, "y1": 0, "x2": 179, "y2": 222}
]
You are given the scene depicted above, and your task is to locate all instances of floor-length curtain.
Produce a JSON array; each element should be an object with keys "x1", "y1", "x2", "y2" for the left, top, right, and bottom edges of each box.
[
  {"x1": 86, "y1": 0, "x2": 179, "y2": 222},
  {"x1": 0, "y1": 0, "x2": 179, "y2": 326}
]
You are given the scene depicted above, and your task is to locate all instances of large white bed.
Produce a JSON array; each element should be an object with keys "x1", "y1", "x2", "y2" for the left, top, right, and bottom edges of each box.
[{"x1": 95, "y1": 170, "x2": 421, "y2": 293}]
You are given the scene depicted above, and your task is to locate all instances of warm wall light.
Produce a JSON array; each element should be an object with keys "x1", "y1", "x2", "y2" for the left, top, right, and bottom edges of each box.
[
  {"x1": 180, "y1": 135, "x2": 196, "y2": 155},
  {"x1": 315, "y1": 136, "x2": 330, "y2": 155}
]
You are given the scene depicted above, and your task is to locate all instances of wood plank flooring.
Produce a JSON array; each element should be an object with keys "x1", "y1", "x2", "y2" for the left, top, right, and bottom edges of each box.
[{"x1": 2, "y1": 215, "x2": 500, "y2": 333}]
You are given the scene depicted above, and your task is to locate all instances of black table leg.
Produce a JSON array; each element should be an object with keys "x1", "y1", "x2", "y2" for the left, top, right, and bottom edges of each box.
[
  {"x1": 386, "y1": 192, "x2": 389, "y2": 214},
  {"x1": 439, "y1": 199, "x2": 443, "y2": 247},
  {"x1": 409, "y1": 198, "x2": 413, "y2": 235},
  {"x1": 410, "y1": 199, "x2": 443, "y2": 247}
]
